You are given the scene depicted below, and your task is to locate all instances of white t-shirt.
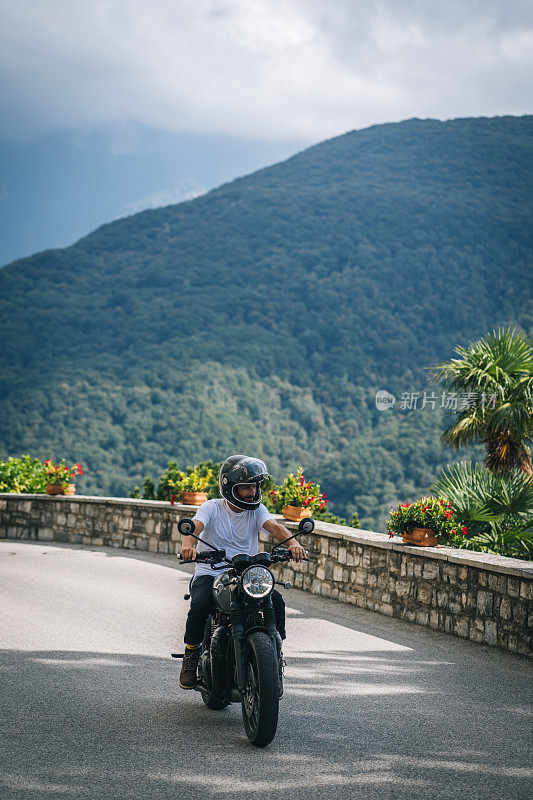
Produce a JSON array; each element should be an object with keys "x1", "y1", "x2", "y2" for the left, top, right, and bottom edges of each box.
[{"x1": 191, "y1": 498, "x2": 274, "y2": 581}]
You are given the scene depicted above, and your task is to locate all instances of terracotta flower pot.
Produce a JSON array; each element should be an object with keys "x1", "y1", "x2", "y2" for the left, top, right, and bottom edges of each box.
[
  {"x1": 46, "y1": 483, "x2": 76, "y2": 496},
  {"x1": 402, "y1": 527, "x2": 438, "y2": 547},
  {"x1": 46, "y1": 483, "x2": 65, "y2": 495},
  {"x1": 282, "y1": 505, "x2": 312, "y2": 522},
  {"x1": 181, "y1": 491, "x2": 208, "y2": 505}
]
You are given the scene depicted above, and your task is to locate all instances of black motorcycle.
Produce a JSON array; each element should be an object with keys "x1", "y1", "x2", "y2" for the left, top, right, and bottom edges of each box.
[{"x1": 174, "y1": 516, "x2": 314, "y2": 747}]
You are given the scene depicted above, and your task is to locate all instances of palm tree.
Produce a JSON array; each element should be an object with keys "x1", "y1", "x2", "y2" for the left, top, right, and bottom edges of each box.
[{"x1": 430, "y1": 327, "x2": 533, "y2": 474}]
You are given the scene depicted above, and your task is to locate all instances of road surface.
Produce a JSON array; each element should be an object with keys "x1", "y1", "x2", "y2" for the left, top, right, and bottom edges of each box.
[{"x1": 1, "y1": 540, "x2": 532, "y2": 800}]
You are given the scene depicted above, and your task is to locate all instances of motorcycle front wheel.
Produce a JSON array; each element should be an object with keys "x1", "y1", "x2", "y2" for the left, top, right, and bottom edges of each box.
[{"x1": 241, "y1": 631, "x2": 279, "y2": 747}]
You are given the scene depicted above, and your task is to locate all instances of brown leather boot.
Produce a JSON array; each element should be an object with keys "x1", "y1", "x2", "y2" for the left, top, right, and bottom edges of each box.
[{"x1": 179, "y1": 646, "x2": 200, "y2": 689}]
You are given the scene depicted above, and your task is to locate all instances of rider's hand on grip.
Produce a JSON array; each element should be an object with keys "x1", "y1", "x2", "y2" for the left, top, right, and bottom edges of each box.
[
  {"x1": 288, "y1": 542, "x2": 307, "y2": 562},
  {"x1": 180, "y1": 547, "x2": 196, "y2": 562}
]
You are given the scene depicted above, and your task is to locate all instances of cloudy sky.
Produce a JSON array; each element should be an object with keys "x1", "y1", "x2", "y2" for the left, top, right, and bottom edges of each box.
[
  {"x1": 1, "y1": 0, "x2": 531, "y2": 266},
  {"x1": 2, "y1": 0, "x2": 532, "y2": 143}
]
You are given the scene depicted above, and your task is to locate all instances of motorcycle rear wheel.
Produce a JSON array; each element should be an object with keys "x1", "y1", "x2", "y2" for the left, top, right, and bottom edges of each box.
[{"x1": 241, "y1": 631, "x2": 279, "y2": 747}]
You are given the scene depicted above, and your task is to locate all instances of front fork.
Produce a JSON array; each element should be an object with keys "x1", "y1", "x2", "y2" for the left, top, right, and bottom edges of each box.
[{"x1": 229, "y1": 588, "x2": 279, "y2": 694}]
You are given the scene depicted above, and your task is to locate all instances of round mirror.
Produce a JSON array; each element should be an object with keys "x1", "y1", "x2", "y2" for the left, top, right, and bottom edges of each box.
[
  {"x1": 178, "y1": 517, "x2": 195, "y2": 536},
  {"x1": 299, "y1": 518, "x2": 315, "y2": 534}
]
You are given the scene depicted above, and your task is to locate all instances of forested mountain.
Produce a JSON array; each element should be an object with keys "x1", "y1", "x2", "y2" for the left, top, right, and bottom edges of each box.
[{"x1": 1, "y1": 115, "x2": 531, "y2": 528}]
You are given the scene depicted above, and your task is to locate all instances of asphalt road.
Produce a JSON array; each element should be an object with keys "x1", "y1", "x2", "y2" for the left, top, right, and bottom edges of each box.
[{"x1": 1, "y1": 540, "x2": 532, "y2": 800}]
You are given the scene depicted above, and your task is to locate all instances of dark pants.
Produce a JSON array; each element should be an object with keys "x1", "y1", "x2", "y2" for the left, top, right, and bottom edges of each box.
[{"x1": 184, "y1": 574, "x2": 286, "y2": 645}]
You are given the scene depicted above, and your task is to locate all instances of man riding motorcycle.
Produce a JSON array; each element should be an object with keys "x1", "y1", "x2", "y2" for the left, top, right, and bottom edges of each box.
[{"x1": 179, "y1": 454, "x2": 306, "y2": 690}]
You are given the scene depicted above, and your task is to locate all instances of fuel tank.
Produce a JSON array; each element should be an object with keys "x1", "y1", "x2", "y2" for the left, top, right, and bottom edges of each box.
[{"x1": 212, "y1": 570, "x2": 232, "y2": 613}]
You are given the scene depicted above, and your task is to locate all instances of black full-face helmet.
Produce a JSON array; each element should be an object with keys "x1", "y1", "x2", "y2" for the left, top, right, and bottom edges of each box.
[{"x1": 219, "y1": 455, "x2": 269, "y2": 511}]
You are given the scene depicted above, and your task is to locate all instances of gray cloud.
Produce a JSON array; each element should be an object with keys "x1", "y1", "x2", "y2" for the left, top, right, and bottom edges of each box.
[{"x1": 1, "y1": 0, "x2": 531, "y2": 141}]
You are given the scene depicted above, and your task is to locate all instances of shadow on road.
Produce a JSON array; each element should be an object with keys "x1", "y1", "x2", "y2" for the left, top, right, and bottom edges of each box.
[{"x1": 1, "y1": 647, "x2": 531, "y2": 800}]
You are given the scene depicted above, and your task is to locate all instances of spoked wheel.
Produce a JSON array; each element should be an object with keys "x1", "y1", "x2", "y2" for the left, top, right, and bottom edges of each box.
[{"x1": 241, "y1": 631, "x2": 279, "y2": 747}]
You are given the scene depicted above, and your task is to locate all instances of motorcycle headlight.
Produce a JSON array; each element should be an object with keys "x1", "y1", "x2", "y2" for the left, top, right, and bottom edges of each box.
[{"x1": 241, "y1": 565, "x2": 274, "y2": 599}]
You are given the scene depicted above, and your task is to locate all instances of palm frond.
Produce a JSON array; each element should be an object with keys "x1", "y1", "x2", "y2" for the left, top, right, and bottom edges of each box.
[
  {"x1": 440, "y1": 415, "x2": 485, "y2": 449},
  {"x1": 432, "y1": 462, "x2": 533, "y2": 535}
]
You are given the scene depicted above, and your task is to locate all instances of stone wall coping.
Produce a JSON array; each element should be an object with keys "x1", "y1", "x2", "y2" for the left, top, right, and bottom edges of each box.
[
  {"x1": 0, "y1": 493, "x2": 182, "y2": 509},
  {"x1": 1, "y1": 492, "x2": 532, "y2": 579}
]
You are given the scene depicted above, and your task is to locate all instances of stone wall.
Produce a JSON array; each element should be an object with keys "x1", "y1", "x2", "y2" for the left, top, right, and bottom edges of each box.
[{"x1": 1, "y1": 493, "x2": 532, "y2": 656}]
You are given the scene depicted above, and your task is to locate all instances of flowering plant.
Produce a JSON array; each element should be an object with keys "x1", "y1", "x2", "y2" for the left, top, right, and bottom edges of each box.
[
  {"x1": 169, "y1": 466, "x2": 213, "y2": 501},
  {"x1": 44, "y1": 459, "x2": 83, "y2": 488},
  {"x1": 387, "y1": 496, "x2": 466, "y2": 541},
  {"x1": 269, "y1": 467, "x2": 328, "y2": 513},
  {"x1": 0, "y1": 455, "x2": 47, "y2": 493}
]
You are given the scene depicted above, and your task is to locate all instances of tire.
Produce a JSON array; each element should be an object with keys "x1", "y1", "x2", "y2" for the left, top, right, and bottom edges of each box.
[
  {"x1": 200, "y1": 616, "x2": 229, "y2": 711},
  {"x1": 241, "y1": 631, "x2": 279, "y2": 747}
]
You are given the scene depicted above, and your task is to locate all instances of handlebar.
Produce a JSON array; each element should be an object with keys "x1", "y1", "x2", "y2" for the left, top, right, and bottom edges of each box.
[
  {"x1": 271, "y1": 548, "x2": 292, "y2": 562},
  {"x1": 179, "y1": 548, "x2": 227, "y2": 564},
  {"x1": 179, "y1": 548, "x2": 308, "y2": 564},
  {"x1": 178, "y1": 515, "x2": 312, "y2": 565},
  {"x1": 272, "y1": 549, "x2": 309, "y2": 562}
]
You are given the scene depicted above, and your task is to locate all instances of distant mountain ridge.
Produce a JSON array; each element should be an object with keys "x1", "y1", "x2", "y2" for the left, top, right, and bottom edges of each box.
[
  {"x1": 1, "y1": 115, "x2": 531, "y2": 527},
  {"x1": 0, "y1": 124, "x2": 304, "y2": 266}
]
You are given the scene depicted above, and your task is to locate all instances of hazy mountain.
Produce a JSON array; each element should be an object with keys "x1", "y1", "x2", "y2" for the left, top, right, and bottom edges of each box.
[{"x1": 0, "y1": 123, "x2": 304, "y2": 266}]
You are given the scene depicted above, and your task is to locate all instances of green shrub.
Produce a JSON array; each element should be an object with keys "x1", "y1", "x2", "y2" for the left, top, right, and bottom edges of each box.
[
  {"x1": 313, "y1": 509, "x2": 360, "y2": 528},
  {"x1": 432, "y1": 462, "x2": 533, "y2": 559},
  {"x1": 129, "y1": 460, "x2": 222, "y2": 501},
  {"x1": 0, "y1": 455, "x2": 47, "y2": 493},
  {"x1": 169, "y1": 466, "x2": 214, "y2": 497}
]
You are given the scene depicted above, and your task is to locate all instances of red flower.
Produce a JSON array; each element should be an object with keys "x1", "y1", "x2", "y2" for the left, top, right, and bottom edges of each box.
[
  {"x1": 303, "y1": 498, "x2": 310, "y2": 506},
  {"x1": 447, "y1": 501, "x2": 452, "y2": 508},
  {"x1": 461, "y1": 526, "x2": 467, "y2": 535},
  {"x1": 439, "y1": 500, "x2": 444, "y2": 506},
  {"x1": 450, "y1": 529, "x2": 456, "y2": 536},
  {"x1": 422, "y1": 507, "x2": 428, "y2": 513},
  {"x1": 170, "y1": 494, "x2": 177, "y2": 506},
  {"x1": 299, "y1": 475, "x2": 305, "y2": 486},
  {"x1": 54, "y1": 466, "x2": 58, "y2": 471},
  {"x1": 75, "y1": 464, "x2": 83, "y2": 475},
  {"x1": 444, "y1": 510, "x2": 452, "y2": 519},
  {"x1": 388, "y1": 531, "x2": 394, "y2": 539}
]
